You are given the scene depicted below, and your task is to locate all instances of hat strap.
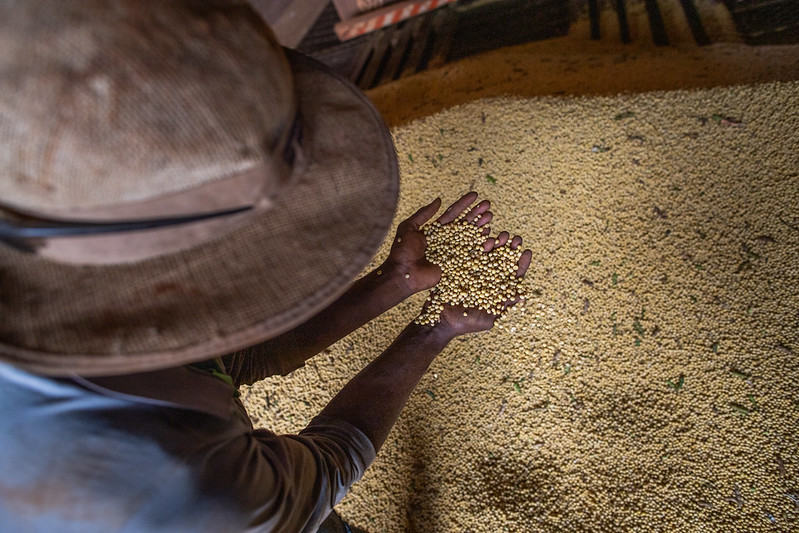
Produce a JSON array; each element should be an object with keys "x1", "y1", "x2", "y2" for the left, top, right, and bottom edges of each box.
[
  {"x1": 0, "y1": 111, "x2": 306, "y2": 264},
  {"x1": 0, "y1": 206, "x2": 252, "y2": 253}
]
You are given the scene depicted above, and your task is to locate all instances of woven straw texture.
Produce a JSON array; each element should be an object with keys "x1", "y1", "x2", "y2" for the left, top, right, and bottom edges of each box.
[{"x1": 0, "y1": 0, "x2": 294, "y2": 211}]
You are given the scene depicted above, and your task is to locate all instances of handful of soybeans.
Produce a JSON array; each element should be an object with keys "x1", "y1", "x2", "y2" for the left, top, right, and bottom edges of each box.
[{"x1": 415, "y1": 217, "x2": 526, "y2": 326}]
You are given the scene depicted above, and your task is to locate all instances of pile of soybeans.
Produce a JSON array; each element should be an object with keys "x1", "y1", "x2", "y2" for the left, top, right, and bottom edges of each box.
[{"x1": 242, "y1": 80, "x2": 799, "y2": 531}]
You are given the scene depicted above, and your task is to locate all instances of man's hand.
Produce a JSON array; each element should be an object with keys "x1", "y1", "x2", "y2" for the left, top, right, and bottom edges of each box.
[
  {"x1": 383, "y1": 191, "x2": 494, "y2": 293},
  {"x1": 429, "y1": 229, "x2": 532, "y2": 340}
]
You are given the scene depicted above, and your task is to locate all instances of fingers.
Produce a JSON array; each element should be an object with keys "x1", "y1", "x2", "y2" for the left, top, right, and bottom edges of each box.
[
  {"x1": 437, "y1": 191, "x2": 479, "y2": 224},
  {"x1": 494, "y1": 231, "x2": 510, "y2": 248},
  {"x1": 484, "y1": 232, "x2": 521, "y2": 252},
  {"x1": 516, "y1": 249, "x2": 532, "y2": 278},
  {"x1": 408, "y1": 197, "x2": 442, "y2": 228},
  {"x1": 464, "y1": 201, "x2": 491, "y2": 224}
]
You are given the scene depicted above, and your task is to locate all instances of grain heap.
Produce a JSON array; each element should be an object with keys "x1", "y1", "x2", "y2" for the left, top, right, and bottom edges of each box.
[
  {"x1": 243, "y1": 80, "x2": 799, "y2": 532},
  {"x1": 414, "y1": 217, "x2": 526, "y2": 325}
]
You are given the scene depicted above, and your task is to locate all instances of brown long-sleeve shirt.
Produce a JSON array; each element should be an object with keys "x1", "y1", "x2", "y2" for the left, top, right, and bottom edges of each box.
[{"x1": 0, "y1": 361, "x2": 375, "y2": 532}]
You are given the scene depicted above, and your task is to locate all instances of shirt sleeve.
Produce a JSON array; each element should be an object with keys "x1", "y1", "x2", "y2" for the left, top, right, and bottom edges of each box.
[
  {"x1": 216, "y1": 414, "x2": 376, "y2": 533},
  {"x1": 221, "y1": 329, "x2": 306, "y2": 386}
]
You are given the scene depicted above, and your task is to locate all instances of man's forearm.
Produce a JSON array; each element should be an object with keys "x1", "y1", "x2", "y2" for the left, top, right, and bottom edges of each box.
[
  {"x1": 253, "y1": 261, "x2": 417, "y2": 364},
  {"x1": 317, "y1": 323, "x2": 453, "y2": 452}
]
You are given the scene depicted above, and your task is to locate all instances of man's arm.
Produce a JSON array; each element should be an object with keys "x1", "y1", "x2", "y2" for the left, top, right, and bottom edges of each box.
[
  {"x1": 224, "y1": 193, "x2": 494, "y2": 384},
  {"x1": 316, "y1": 239, "x2": 532, "y2": 452},
  {"x1": 234, "y1": 226, "x2": 530, "y2": 531}
]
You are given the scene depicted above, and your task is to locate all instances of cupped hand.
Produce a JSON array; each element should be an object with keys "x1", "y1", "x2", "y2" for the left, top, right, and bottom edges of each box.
[
  {"x1": 432, "y1": 232, "x2": 533, "y2": 340},
  {"x1": 384, "y1": 192, "x2": 494, "y2": 292}
]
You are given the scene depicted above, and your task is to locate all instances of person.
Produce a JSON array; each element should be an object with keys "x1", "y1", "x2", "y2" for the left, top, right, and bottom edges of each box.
[{"x1": 0, "y1": 1, "x2": 532, "y2": 531}]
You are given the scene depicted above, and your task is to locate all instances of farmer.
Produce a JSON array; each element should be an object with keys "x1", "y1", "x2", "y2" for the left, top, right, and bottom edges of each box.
[{"x1": 0, "y1": 1, "x2": 531, "y2": 531}]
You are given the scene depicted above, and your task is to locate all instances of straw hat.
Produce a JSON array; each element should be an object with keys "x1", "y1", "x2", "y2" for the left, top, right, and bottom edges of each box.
[{"x1": 0, "y1": 0, "x2": 399, "y2": 376}]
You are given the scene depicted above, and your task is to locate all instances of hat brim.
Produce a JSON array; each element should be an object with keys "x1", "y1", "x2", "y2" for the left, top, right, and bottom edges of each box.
[{"x1": 0, "y1": 50, "x2": 399, "y2": 376}]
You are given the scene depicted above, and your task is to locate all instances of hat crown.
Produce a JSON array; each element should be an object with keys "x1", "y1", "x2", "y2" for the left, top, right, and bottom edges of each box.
[{"x1": 0, "y1": 0, "x2": 296, "y2": 215}]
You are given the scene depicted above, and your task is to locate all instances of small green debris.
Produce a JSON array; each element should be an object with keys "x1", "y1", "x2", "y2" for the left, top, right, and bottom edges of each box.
[
  {"x1": 439, "y1": 128, "x2": 444, "y2": 135},
  {"x1": 633, "y1": 319, "x2": 645, "y2": 336},
  {"x1": 612, "y1": 273, "x2": 619, "y2": 285},
  {"x1": 437, "y1": 153, "x2": 443, "y2": 162},
  {"x1": 634, "y1": 338, "x2": 642, "y2": 346},
  {"x1": 408, "y1": 154, "x2": 414, "y2": 162},
  {"x1": 590, "y1": 260, "x2": 601, "y2": 266},
  {"x1": 711, "y1": 114, "x2": 744, "y2": 127},
  {"x1": 592, "y1": 144, "x2": 611, "y2": 153},
  {"x1": 531, "y1": 400, "x2": 550, "y2": 411},
  {"x1": 667, "y1": 374, "x2": 685, "y2": 391},
  {"x1": 563, "y1": 364, "x2": 572, "y2": 375},
  {"x1": 730, "y1": 402, "x2": 751, "y2": 415},
  {"x1": 513, "y1": 381, "x2": 522, "y2": 394},
  {"x1": 208, "y1": 369, "x2": 234, "y2": 387},
  {"x1": 424, "y1": 389, "x2": 436, "y2": 400},
  {"x1": 614, "y1": 111, "x2": 636, "y2": 120},
  {"x1": 485, "y1": 174, "x2": 496, "y2": 184},
  {"x1": 730, "y1": 368, "x2": 751, "y2": 380},
  {"x1": 747, "y1": 394, "x2": 758, "y2": 410},
  {"x1": 695, "y1": 263, "x2": 705, "y2": 270},
  {"x1": 712, "y1": 342, "x2": 719, "y2": 354}
]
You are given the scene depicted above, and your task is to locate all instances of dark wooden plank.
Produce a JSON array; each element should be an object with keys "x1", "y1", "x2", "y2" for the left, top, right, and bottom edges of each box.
[
  {"x1": 615, "y1": 0, "x2": 632, "y2": 43},
  {"x1": 644, "y1": 0, "x2": 669, "y2": 45},
  {"x1": 379, "y1": 19, "x2": 418, "y2": 84},
  {"x1": 677, "y1": 0, "x2": 711, "y2": 45},
  {"x1": 349, "y1": 34, "x2": 377, "y2": 85},
  {"x1": 358, "y1": 29, "x2": 392, "y2": 89},
  {"x1": 589, "y1": 0, "x2": 601, "y2": 40},
  {"x1": 400, "y1": 13, "x2": 435, "y2": 78},
  {"x1": 427, "y1": 8, "x2": 457, "y2": 70},
  {"x1": 447, "y1": 0, "x2": 570, "y2": 61}
]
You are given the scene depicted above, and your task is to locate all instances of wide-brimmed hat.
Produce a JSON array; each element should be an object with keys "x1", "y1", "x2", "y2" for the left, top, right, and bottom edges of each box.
[{"x1": 0, "y1": 0, "x2": 399, "y2": 376}]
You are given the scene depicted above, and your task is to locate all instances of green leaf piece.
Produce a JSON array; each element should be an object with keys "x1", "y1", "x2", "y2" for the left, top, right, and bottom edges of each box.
[
  {"x1": 747, "y1": 394, "x2": 758, "y2": 410},
  {"x1": 667, "y1": 374, "x2": 685, "y2": 391},
  {"x1": 730, "y1": 369, "x2": 751, "y2": 380},
  {"x1": 730, "y1": 402, "x2": 751, "y2": 415},
  {"x1": 485, "y1": 174, "x2": 496, "y2": 184}
]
